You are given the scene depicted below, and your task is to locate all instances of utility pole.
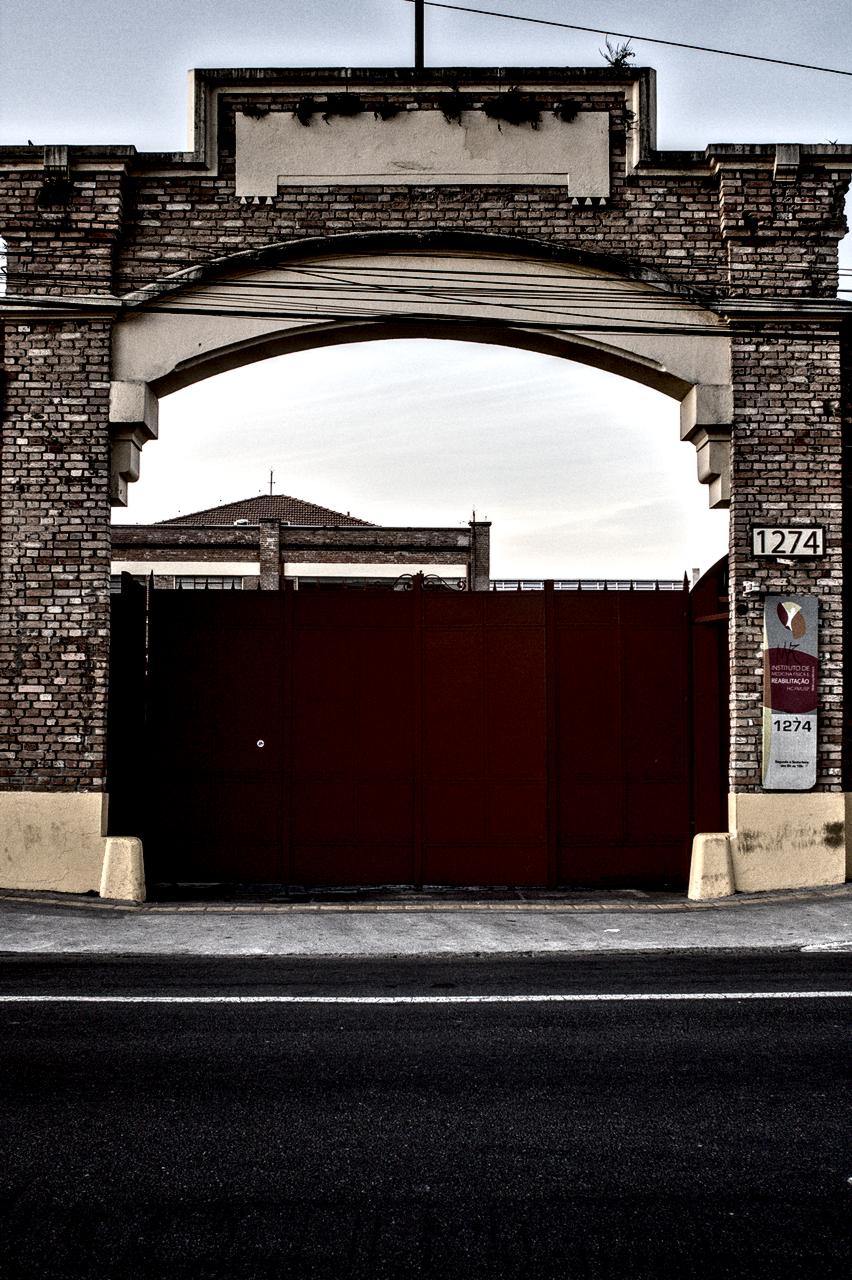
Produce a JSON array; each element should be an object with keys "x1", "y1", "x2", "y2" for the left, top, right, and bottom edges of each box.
[
  {"x1": 414, "y1": 0, "x2": 425, "y2": 71},
  {"x1": 269, "y1": 469, "x2": 274, "y2": 496}
]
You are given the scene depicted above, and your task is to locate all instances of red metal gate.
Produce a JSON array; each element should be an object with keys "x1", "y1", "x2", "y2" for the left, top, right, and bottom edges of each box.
[{"x1": 108, "y1": 567, "x2": 728, "y2": 889}]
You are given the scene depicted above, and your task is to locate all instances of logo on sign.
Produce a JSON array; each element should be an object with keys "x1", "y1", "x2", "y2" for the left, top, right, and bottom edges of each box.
[{"x1": 777, "y1": 600, "x2": 806, "y2": 638}]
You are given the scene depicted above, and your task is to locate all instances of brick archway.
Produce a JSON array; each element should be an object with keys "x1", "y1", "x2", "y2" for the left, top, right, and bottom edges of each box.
[
  {"x1": 1, "y1": 65, "x2": 850, "y2": 898},
  {"x1": 108, "y1": 239, "x2": 733, "y2": 509}
]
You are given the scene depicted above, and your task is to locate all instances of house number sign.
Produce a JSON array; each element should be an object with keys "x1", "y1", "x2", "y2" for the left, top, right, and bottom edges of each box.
[
  {"x1": 762, "y1": 595, "x2": 818, "y2": 790},
  {"x1": 752, "y1": 526, "x2": 824, "y2": 557}
]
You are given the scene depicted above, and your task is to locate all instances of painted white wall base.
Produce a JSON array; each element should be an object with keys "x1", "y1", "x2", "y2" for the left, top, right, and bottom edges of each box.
[
  {"x1": 0, "y1": 792, "x2": 145, "y2": 903},
  {"x1": 0, "y1": 791, "x2": 107, "y2": 894},
  {"x1": 727, "y1": 791, "x2": 846, "y2": 893},
  {"x1": 2, "y1": 789, "x2": 848, "y2": 905}
]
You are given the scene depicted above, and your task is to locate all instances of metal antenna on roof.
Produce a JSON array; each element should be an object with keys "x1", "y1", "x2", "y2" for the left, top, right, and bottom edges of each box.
[{"x1": 269, "y1": 469, "x2": 274, "y2": 496}]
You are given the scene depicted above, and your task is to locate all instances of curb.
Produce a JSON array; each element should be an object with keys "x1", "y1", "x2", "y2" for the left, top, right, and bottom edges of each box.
[{"x1": 1, "y1": 884, "x2": 850, "y2": 915}]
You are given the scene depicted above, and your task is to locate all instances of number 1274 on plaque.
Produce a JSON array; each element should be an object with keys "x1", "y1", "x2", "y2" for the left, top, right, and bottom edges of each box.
[{"x1": 752, "y1": 527, "x2": 823, "y2": 557}]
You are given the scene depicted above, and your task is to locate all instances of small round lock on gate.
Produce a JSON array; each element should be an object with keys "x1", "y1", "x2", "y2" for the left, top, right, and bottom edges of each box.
[{"x1": 256, "y1": 739, "x2": 265, "y2": 749}]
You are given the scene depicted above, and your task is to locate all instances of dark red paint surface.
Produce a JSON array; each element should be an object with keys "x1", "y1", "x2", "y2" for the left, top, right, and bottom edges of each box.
[{"x1": 109, "y1": 568, "x2": 728, "y2": 889}]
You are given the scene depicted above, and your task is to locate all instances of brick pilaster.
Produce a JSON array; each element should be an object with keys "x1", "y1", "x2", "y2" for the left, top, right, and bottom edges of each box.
[{"x1": 0, "y1": 320, "x2": 112, "y2": 789}]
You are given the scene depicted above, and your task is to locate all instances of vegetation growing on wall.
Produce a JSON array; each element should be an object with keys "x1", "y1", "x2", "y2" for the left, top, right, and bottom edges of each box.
[
  {"x1": 484, "y1": 88, "x2": 545, "y2": 130},
  {"x1": 290, "y1": 90, "x2": 588, "y2": 129},
  {"x1": 437, "y1": 90, "x2": 473, "y2": 125},
  {"x1": 601, "y1": 38, "x2": 635, "y2": 71}
]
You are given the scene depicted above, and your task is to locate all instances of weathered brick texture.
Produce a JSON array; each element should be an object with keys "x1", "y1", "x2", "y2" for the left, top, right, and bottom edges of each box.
[
  {"x1": 0, "y1": 322, "x2": 111, "y2": 789},
  {"x1": 729, "y1": 330, "x2": 844, "y2": 790},
  {"x1": 841, "y1": 327, "x2": 852, "y2": 790}
]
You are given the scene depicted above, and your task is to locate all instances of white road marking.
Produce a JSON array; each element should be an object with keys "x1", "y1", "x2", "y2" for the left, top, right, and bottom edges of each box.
[{"x1": 0, "y1": 992, "x2": 850, "y2": 1005}]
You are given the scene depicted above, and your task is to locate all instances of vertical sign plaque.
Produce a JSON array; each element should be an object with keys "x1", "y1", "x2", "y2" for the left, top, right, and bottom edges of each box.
[{"x1": 762, "y1": 595, "x2": 818, "y2": 790}]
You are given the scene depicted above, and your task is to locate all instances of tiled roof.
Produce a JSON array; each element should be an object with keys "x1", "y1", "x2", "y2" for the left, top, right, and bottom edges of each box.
[{"x1": 157, "y1": 494, "x2": 375, "y2": 527}]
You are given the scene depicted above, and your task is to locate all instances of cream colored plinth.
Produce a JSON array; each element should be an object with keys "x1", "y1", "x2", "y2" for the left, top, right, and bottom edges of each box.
[
  {"x1": 728, "y1": 792, "x2": 846, "y2": 893},
  {"x1": 0, "y1": 792, "x2": 107, "y2": 894},
  {"x1": 0, "y1": 791, "x2": 145, "y2": 902},
  {"x1": 688, "y1": 833, "x2": 735, "y2": 900}
]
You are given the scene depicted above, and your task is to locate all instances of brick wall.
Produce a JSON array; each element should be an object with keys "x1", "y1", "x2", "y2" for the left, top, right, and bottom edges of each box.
[
  {"x1": 0, "y1": 322, "x2": 112, "y2": 789},
  {"x1": 2, "y1": 93, "x2": 845, "y2": 304},
  {"x1": 112, "y1": 92, "x2": 846, "y2": 299},
  {"x1": 116, "y1": 90, "x2": 728, "y2": 295},
  {"x1": 841, "y1": 326, "x2": 852, "y2": 791},
  {"x1": 0, "y1": 70, "x2": 850, "y2": 799},
  {"x1": 729, "y1": 329, "x2": 845, "y2": 790},
  {"x1": 0, "y1": 170, "x2": 124, "y2": 296}
]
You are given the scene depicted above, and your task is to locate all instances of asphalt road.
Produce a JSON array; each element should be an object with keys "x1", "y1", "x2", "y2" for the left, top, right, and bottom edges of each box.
[{"x1": 1, "y1": 953, "x2": 850, "y2": 1279}]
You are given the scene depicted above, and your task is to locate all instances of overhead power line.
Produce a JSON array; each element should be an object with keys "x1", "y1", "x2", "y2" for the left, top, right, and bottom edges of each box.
[
  {"x1": 6, "y1": 263, "x2": 849, "y2": 332},
  {"x1": 400, "y1": 0, "x2": 852, "y2": 79},
  {"x1": 0, "y1": 264, "x2": 742, "y2": 306},
  {"x1": 7, "y1": 260, "x2": 835, "y2": 295}
]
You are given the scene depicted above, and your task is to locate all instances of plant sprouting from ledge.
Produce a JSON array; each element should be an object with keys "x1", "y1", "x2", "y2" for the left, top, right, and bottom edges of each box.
[
  {"x1": 374, "y1": 99, "x2": 401, "y2": 121},
  {"x1": 438, "y1": 89, "x2": 473, "y2": 125},
  {"x1": 553, "y1": 98, "x2": 581, "y2": 123},
  {"x1": 615, "y1": 106, "x2": 638, "y2": 138},
  {"x1": 483, "y1": 88, "x2": 544, "y2": 131},
  {"x1": 322, "y1": 94, "x2": 364, "y2": 123},
  {"x1": 293, "y1": 94, "x2": 365, "y2": 126},
  {"x1": 601, "y1": 37, "x2": 635, "y2": 71},
  {"x1": 294, "y1": 97, "x2": 317, "y2": 126}
]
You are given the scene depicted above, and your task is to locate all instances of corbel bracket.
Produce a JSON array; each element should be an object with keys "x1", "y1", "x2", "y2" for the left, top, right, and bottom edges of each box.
[
  {"x1": 680, "y1": 385, "x2": 732, "y2": 509},
  {"x1": 109, "y1": 380, "x2": 159, "y2": 506}
]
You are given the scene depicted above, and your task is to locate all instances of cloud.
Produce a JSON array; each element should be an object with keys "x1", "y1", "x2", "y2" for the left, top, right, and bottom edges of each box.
[{"x1": 115, "y1": 339, "x2": 727, "y2": 577}]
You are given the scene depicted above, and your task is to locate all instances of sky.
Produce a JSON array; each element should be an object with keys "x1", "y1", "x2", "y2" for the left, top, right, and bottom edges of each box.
[{"x1": 2, "y1": 0, "x2": 851, "y2": 578}]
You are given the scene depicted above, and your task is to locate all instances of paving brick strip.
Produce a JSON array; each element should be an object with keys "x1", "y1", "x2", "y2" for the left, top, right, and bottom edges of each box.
[{"x1": 1, "y1": 884, "x2": 850, "y2": 914}]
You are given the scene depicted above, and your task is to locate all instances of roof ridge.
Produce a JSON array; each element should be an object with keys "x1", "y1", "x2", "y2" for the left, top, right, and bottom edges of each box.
[{"x1": 155, "y1": 492, "x2": 375, "y2": 527}]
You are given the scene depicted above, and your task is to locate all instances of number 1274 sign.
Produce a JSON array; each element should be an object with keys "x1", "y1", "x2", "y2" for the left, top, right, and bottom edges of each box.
[{"x1": 752, "y1": 526, "x2": 823, "y2": 557}]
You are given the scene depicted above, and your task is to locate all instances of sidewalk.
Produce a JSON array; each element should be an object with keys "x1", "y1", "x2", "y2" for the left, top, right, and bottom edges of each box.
[{"x1": 1, "y1": 884, "x2": 851, "y2": 956}]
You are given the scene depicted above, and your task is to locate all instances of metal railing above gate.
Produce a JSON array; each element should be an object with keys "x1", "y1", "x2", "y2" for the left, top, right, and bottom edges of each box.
[{"x1": 491, "y1": 578, "x2": 688, "y2": 592}]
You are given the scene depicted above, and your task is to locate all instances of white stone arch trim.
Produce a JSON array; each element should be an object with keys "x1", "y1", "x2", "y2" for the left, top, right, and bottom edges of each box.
[
  {"x1": 110, "y1": 246, "x2": 733, "y2": 508},
  {"x1": 120, "y1": 230, "x2": 715, "y2": 311}
]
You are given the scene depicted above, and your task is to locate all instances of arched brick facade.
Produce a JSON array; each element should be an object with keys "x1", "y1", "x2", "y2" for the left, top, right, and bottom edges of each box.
[{"x1": 1, "y1": 66, "x2": 850, "y2": 897}]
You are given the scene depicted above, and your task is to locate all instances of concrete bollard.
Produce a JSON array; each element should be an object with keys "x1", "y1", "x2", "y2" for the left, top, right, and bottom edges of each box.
[
  {"x1": 688, "y1": 833, "x2": 735, "y2": 900},
  {"x1": 99, "y1": 837, "x2": 146, "y2": 903}
]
